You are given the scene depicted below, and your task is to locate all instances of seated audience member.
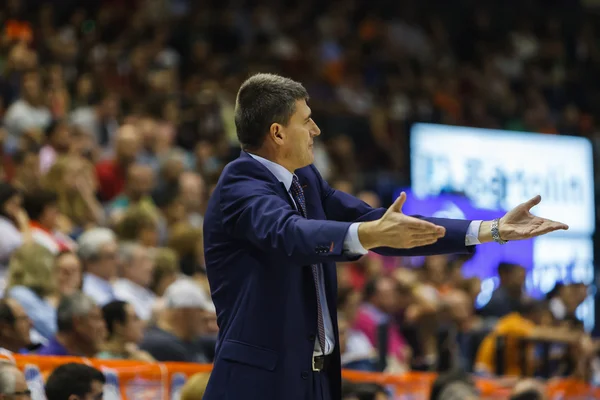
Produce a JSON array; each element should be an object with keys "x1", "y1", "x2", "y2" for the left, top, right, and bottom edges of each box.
[
  {"x1": 53, "y1": 251, "x2": 83, "y2": 297},
  {"x1": 180, "y1": 372, "x2": 211, "y2": 400},
  {"x1": 353, "y1": 277, "x2": 410, "y2": 372},
  {"x1": 149, "y1": 248, "x2": 179, "y2": 297},
  {"x1": 429, "y1": 369, "x2": 479, "y2": 400},
  {"x1": 43, "y1": 155, "x2": 104, "y2": 230},
  {"x1": 11, "y1": 146, "x2": 42, "y2": 195},
  {"x1": 510, "y1": 379, "x2": 547, "y2": 400},
  {"x1": 97, "y1": 300, "x2": 154, "y2": 361},
  {"x1": 113, "y1": 243, "x2": 156, "y2": 321},
  {"x1": 0, "y1": 360, "x2": 30, "y2": 398},
  {"x1": 475, "y1": 300, "x2": 593, "y2": 376},
  {"x1": 547, "y1": 283, "x2": 587, "y2": 324},
  {"x1": 37, "y1": 292, "x2": 106, "y2": 357},
  {"x1": 139, "y1": 279, "x2": 214, "y2": 362},
  {"x1": 78, "y1": 228, "x2": 118, "y2": 306},
  {"x1": 0, "y1": 299, "x2": 33, "y2": 353},
  {"x1": 338, "y1": 312, "x2": 377, "y2": 371},
  {"x1": 22, "y1": 189, "x2": 76, "y2": 254},
  {"x1": 45, "y1": 363, "x2": 105, "y2": 400},
  {"x1": 480, "y1": 262, "x2": 528, "y2": 319},
  {"x1": 6, "y1": 243, "x2": 57, "y2": 340},
  {"x1": 108, "y1": 164, "x2": 158, "y2": 222},
  {"x1": 115, "y1": 206, "x2": 160, "y2": 248},
  {"x1": 0, "y1": 183, "x2": 29, "y2": 266}
]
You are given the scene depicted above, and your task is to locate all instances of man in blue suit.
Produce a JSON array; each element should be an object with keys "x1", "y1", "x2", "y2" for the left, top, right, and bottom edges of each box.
[{"x1": 202, "y1": 73, "x2": 567, "y2": 400}]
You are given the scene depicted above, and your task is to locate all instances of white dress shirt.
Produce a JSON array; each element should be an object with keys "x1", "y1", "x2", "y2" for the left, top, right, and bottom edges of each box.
[
  {"x1": 247, "y1": 153, "x2": 482, "y2": 356},
  {"x1": 83, "y1": 273, "x2": 116, "y2": 307}
]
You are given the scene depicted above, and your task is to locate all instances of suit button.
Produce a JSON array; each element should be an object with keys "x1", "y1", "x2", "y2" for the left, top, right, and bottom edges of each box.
[
  {"x1": 301, "y1": 371, "x2": 309, "y2": 379},
  {"x1": 308, "y1": 334, "x2": 315, "y2": 341}
]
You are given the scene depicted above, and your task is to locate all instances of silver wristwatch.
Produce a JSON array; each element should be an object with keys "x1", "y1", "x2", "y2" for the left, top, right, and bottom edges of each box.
[{"x1": 491, "y1": 218, "x2": 507, "y2": 244}]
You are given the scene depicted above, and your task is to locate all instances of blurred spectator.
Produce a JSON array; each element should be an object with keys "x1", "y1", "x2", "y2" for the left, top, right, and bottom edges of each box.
[
  {"x1": 0, "y1": 299, "x2": 33, "y2": 353},
  {"x1": 78, "y1": 228, "x2": 118, "y2": 306},
  {"x1": 45, "y1": 363, "x2": 105, "y2": 400},
  {"x1": 429, "y1": 369, "x2": 479, "y2": 400},
  {"x1": 0, "y1": 182, "x2": 29, "y2": 265},
  {"x1": 37, "y1": 292, "x2": 106, "y2": 357},
  {"x1": 98, "y1": 300, "x2": 154, "y2": 361},
  {"x1": 11, "y1": 145, "x2": 41, "y2": 194},
  {"x1": 139, "y1": 278, "x2": 214, "y2": 362},
  {"x1": 149, "y1": 247, "x2": 179, "y2": 298},
  {"x1": 44, "y1": 156, "x2": 104, "y2": 229},
  {"x1": 167, "y1": 223, "x2": 206, "y2": 281},
  {"x1": 113, "y1": 243, "x2": 156, "y2": 321},
  {"x1": 547, "y1": 283, "x2": 587, "y2": 325},
  {"x1": 480, "y1": 263, "x2": 528, "y2": 319},
  {"x1": 115, "y1": 205, "x2": 160, "y2": 248},
  {"x1": 95, "y1": 125, "x2": 140, "y2": 202},
  {"x1": 53, "y1": 251, "x2": 83, "y2": 298},
  {"x1": 178, "y1": 171, "x2": 205, "y2": 228},
  {"x1": 70, "y1": 93, "x2": 120, "y2": 147},
  {"x1": 354, "y1": 277, "x2": 410, "y2": 372},
  {"x1": 180, "y1": 372, "x2": 211, "y2": 400},
  {"x1": 475, "y1": 300, "x2": 592, "y2": 377},
  {"x1": 108, "y1": 164, "x2": 157, "y2": 222},
  {"x1": 3, "y1": 70, "x2": 51, "y2": 151},
  {"x1": 510, "y1": 379, "x2": 547, "y2": 400},
  {"x1": 0, "y1": 360, "x2": 30, "y2": 398},
  {"x1": 6, "y1": 243, "x2": 57, "y2": 340},
  {"x1": 39, "y1": 120, "x2": 71, "y2": 174},
  {"x1": 22, "y1": 189, "x2": 76, "y2": 253},
  {"x1": 339, "y1": 312, "x2": 377, "y2": 371},
  {"x1": 341, "y1": 382, "x2": 390, "y2": 400}
]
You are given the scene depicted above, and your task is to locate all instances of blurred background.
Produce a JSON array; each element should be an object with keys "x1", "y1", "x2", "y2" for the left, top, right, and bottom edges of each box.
[{"x1": 1, "y1": 0, "x2": 600, "y2": 398}]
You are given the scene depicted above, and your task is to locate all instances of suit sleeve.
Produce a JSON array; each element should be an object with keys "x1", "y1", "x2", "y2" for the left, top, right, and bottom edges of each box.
[
  {"x1": 310, "y1": 165, "x2": 474, "y2": 256},
  {"x1": 219, "y1": 169, "x2": 361, "y2": 266}
]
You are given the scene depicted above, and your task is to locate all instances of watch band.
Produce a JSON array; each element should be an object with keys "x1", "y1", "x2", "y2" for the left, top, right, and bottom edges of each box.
[{"x1": 491, "y1": 218, "x2": 508, "y2": 245}]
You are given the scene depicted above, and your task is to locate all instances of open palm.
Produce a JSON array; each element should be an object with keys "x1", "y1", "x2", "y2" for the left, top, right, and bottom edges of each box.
[{"x1": 499, "y1": 195, "x2": 569, "y2": 241}]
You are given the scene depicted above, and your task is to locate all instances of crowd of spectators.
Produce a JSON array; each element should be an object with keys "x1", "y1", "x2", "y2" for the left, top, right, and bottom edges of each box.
[{"x1": 1, "y1": 0, "x2": 600, "y2": 398}]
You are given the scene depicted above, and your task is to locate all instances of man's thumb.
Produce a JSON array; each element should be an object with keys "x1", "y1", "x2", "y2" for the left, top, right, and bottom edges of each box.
[{"x1": 387, "y1": 192, "x2": 406, "y2": 214}]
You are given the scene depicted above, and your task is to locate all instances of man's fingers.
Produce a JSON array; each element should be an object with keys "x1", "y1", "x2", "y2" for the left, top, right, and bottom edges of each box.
[
  {"x1": 387, "y1": 192, "x2": 406, "y2": 214},
  {"x1": 408, "y1": 237, "x2": 440, "y2": 248},
  {"x1": 524, "y1": 195, "x2": 542, "y2": 210}
]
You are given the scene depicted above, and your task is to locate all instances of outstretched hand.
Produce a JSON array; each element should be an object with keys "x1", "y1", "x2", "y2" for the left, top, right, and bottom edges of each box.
[
  {"x1": 358, "y1": 192, "x2": 446, "y2": 250},
  {"x1": 498, "y1": 195, "x2": 569, "y2": 241}
]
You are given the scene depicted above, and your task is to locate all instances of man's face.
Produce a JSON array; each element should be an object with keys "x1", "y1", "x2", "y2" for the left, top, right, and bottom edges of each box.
[
  {"x1": 75, "y1": 305, "x2": 107, "y2": 352},
  {"x1": 127, "y1": 166, "x2": 154, "y2": 200},
  {"x1": 374, "y1": 278, "x2": 399, "y2": 314},
  {"x1": 95, "y1": 241, "x2": 119, "y2": 280},
  {"x1": 275, "y1": 99, "x2": 320, "y2": 171},
  {"x1": 127, "y1": 247, "x2": 154, "y2": 288}
]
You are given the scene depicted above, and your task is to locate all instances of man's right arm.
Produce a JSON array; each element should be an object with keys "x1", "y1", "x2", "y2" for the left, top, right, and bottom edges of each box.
[{"x1": 220, "y1": 174, "x2": 359, "y2": 266}]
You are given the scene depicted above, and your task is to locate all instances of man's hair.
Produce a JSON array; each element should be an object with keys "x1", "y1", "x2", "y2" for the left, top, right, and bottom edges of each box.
[
  {"x1": 56, "y1": 292, "x2": 96, "y2": 333},
  {"x1": 234, "y1": 73, "x2": 308, "y2": 149},
  {"x1": 45, "y1": 363, "x2": 105, "y2": 400},
  {"x1": 77, "y1": 228, "x2": 116, "y2": 263},
  {"x1": 430, "y1": 369, "x2": 478, "y2": 400},
  {"x1": 22, "y1": 189, "x2": 57, "y2": 221},
  {"x1": 102, "y1": 300, "x2": 128, "y2": 339}
]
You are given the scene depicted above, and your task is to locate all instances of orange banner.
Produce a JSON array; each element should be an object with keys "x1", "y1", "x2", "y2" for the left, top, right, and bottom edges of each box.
[{"x1": 1, "y1": 353, "x2": 598, "y2": 399}]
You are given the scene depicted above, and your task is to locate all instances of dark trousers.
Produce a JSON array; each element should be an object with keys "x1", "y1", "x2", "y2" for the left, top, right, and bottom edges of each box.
[{"x1": 311, "y1": 371, "x2": 332, "y2": 400}]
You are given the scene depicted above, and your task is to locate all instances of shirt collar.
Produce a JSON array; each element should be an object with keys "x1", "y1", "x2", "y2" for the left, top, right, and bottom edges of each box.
[{"x1": 247, "y1": 153, "x2": 295, "y2": 192}]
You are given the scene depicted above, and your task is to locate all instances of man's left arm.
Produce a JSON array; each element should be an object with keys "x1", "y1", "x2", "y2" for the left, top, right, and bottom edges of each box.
[{"x1": 311, "y1": 166, "x2": 478, "y2": 257}]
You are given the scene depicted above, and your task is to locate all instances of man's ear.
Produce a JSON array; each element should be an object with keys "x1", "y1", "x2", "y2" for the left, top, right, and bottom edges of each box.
[{"x1": 269, "y1": 123, "x2": 285, "y2": 145}]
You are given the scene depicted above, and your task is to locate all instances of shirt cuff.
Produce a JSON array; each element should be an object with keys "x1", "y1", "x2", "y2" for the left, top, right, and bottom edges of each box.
[
  {"x1": 466, "y1": 220, "x2": 482, "y2": 246},
  {"x1": 343, "y1": 223, "x2": 369, "y2": 255}
]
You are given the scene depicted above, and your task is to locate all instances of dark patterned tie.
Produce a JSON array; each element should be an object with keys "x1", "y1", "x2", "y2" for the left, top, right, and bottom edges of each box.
[{"x1": 290, "y1": 175, "x2": 326, "y2": 351}]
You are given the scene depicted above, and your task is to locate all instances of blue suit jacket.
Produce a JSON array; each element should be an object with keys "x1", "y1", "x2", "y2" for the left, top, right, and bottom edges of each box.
[{"x1": 203, "y1": 152, "x2": 473, "y2": 400}]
